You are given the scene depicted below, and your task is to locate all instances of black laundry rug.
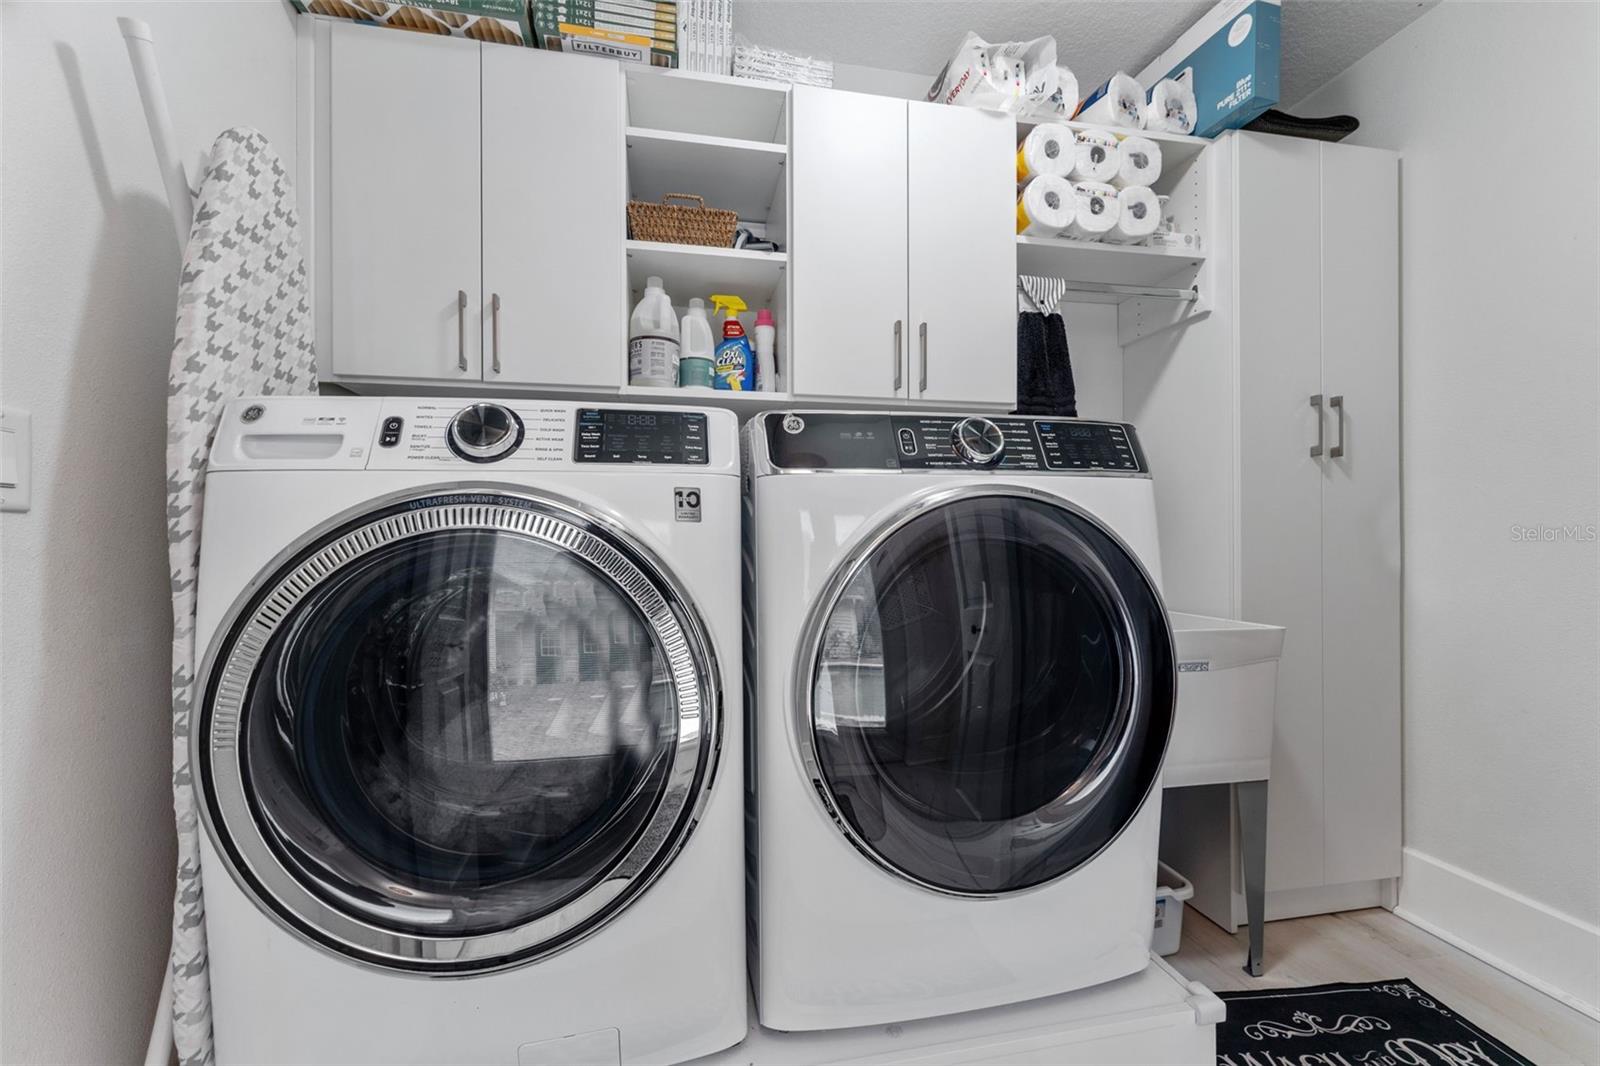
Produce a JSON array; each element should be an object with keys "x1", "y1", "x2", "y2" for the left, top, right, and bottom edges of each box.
[{"x1": 1216, "y1": 980, "x2": 1535, "y2": 1065}]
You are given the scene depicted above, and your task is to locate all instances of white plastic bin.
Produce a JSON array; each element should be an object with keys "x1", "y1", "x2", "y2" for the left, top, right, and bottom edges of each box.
[{"x1": 1153, "y1": 862, "x2": 1194, "y2": 957}]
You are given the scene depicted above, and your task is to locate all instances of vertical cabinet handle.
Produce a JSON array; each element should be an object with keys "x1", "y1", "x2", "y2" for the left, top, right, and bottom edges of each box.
[
  {"x1": 456, "y1": 289, "x2": 468, "y2": 372},
  {"x1": 918, "y1": 322, "x2": 928, "y2": 394},
  {"x1": 491, "y1": 293, "x2": 502, "y2": 375},
  {"x1": 1309, "y1": 394, "x2": 1324, "y2": 458},
  {"x1": 893, "y1": 320, "x2": 903, "y2": 391},
  {"x1": 1329, "y1": 395, "x2": 1345, "y2": 458}
]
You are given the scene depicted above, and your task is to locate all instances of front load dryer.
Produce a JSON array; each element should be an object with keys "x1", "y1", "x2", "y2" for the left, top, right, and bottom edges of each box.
[
  {"x1": 192, "y1": 397, "x2": 744, "y2": 1065},
  {"x1": 743, "y1": 411, "x2": 1177, "y2": 1032}
]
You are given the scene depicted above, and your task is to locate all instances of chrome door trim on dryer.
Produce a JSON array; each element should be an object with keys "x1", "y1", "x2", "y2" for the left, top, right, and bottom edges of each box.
[
  {"x1": 195, "y1": 485, "x2": 722, "y2": 976},
  {"x1": 790, "y1": 483, "x2": 1177, "y2": 899}
]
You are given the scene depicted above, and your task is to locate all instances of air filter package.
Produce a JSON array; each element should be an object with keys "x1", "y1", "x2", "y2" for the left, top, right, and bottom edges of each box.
[
  {"x1": 1135, "y1": 0, "x2": 1280, "y2": 138},
  {"x1": 927, "y1": 33, "x2": 1059, "y2": 113}
]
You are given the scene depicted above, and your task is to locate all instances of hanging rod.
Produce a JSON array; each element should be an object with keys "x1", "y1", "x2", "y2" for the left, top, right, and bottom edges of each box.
[{"x1": 1054, "y1": 279, "x2": 1200, "y2": 302}]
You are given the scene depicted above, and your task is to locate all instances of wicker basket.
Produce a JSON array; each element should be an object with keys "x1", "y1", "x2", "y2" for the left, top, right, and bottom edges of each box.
[{"x1": 627, "y1": 193, "x2": 738, "y2": 248}]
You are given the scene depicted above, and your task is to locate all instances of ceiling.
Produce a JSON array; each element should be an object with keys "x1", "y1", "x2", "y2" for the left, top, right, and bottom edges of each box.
[{"x1": 733, "y1": 0, "x2": 1439, "y2": 107}]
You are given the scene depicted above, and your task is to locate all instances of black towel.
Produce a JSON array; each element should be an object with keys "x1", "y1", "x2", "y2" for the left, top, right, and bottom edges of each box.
[
  {"x1": 1015, "y1": 311, "x2": 1077, "y2": 417},
  {"x1": 1242, "y1": 108, "x2": 1360, "y2": 143}
]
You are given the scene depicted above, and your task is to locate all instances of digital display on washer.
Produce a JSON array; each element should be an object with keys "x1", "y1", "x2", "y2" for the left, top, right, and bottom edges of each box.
[{"x1": 574, "y1": 408, "x2": 708, "y2": 464}]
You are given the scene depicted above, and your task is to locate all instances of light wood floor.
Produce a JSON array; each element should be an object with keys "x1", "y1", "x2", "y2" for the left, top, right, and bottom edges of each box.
[{"x1": 1168, "y1": 906, "x2": 1600, "y2": 1064}]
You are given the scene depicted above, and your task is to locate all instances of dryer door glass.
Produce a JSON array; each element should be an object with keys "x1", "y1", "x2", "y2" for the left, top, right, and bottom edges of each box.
[
  {"x1": 200, "y1": 493, "x2": 717, "y2": 973},
  {"x1": 807, "y1": 492, "x2": 1173, "y2": 895}
]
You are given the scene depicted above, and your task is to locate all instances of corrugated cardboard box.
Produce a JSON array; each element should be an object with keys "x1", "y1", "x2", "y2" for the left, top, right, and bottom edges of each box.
[
  {"x1": 291, "y1": 0, "x2": 533, "y2": 45},
  {"x1": 1135, "y1": 0, "x2": 1280, "y2": 138}
]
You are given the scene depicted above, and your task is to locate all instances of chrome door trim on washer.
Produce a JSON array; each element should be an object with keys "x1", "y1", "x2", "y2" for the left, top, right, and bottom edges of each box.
[
  {"x1": 195, "y1": 485, "x2": 722, "y2": 976},
  {"x1": 790, "y1": 483, "x2": 1176, "y2": 899}
]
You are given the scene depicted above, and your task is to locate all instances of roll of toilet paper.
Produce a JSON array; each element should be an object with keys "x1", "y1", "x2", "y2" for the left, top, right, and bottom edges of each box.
[
  {"x1": 1069, "y1": 129, "x2": 1120, "y2": 184},
  {"x1": 1102, "y1": 185, "x2": 1161, "y2": 244},
  {"x1": 1111, "y1": 135, "x2": 1163, "y2": 188},
  {"x1": 1076, "y1": 71, "x2": 1146, "y2": 129},
  {"x1": 1016, "y1": 123, "x2": 1075, "y2": 183},
  {"x1": 1144, "y1": 77, "x2": 1198, "y2": 136},
  {"x1": 1017, "y1": 174, "x2": 1077, "y2": 236},
  {"x1": 1065, "y1": 182, "x2": 1121, "y2": 241}
]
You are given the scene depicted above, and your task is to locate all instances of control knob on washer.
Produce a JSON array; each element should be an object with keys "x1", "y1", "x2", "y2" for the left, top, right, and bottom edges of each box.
[
  {"x1": 448, "y1": 403, "x2": 523, "y2": 463},
  {"x1": 951, "y1": 417, "x2": 1006, "y2": 466}
]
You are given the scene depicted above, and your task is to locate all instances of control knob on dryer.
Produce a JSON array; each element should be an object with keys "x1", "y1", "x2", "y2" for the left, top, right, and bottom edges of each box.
[
  {"x1": 448, "y1": 403, "x2": 523, "y2": 463},
  {"x1": 951, "y1": 417, "x2": 1006, "y2": 466}
]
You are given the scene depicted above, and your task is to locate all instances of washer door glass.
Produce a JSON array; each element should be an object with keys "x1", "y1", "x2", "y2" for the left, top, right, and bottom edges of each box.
[
  {"x1": 201, "y1": 494, "x2": 715, "y2": 972},
  {"x1": 807, "y1": 493, "x2": 1173, "y2": 895}
]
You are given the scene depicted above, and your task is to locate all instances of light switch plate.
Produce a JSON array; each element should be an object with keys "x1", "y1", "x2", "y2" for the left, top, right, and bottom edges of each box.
[{"x1": 1, "y1": 408, "x2": 32, "y2": 513}]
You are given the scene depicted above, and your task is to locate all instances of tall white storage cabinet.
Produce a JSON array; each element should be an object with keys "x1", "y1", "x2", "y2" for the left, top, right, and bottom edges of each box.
[
  {"x1": 1133, "y1": 132, "x2": 1401, "y2": 926},
  {"x1": 788, "y1": 87, "x2": 1015, "y2": 406},
  {"x1": 318, "y1": 22, "x2": 626, "y2": 389}
]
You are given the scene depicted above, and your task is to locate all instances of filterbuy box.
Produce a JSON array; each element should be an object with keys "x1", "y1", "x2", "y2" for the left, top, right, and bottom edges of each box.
[
  {"x1": 291, "y1": 0, "x2": 533, "y2": 45},
  {"x1": 1135, "y1": 0, "x2": 1280, "y2": 138}
]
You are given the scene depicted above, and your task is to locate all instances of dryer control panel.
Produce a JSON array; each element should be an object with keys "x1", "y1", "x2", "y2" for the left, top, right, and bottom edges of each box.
[{"x1": 762, "y1": 413, "x2": 1148, "y2": 475}]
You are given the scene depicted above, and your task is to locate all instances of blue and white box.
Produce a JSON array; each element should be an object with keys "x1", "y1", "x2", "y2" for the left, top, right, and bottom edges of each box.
[{"x1": 1136, "y1": 0, "x2": 1281, "y2": 139}]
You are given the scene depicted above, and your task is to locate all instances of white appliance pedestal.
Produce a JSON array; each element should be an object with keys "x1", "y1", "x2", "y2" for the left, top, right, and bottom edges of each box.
[{"x1": 692, "y1": 957, "x2": 1222, "y2": 1065}]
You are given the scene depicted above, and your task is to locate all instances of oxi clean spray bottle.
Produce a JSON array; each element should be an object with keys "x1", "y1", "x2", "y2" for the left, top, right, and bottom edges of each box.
[{"x1": 709, "y1": 294, "x2": 754, "y2": 391}]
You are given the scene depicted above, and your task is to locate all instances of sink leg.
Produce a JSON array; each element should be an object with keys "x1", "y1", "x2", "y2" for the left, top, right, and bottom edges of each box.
[{"x1": 1238, "y1": 779, "x2": 1268, "y2": 977}]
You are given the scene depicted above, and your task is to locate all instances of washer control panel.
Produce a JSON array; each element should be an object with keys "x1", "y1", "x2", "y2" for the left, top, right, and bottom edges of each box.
[
  {"x1": 765, "y1": 413, "x2": 1147, "y2": 474},
  {"x1": 574, "y1": 408, "x2": 709, "y2": 465}
]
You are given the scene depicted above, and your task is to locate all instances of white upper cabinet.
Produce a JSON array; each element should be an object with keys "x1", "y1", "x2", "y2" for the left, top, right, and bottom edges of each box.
[
  {"x1": 788, "y1": 86, "x2": 909, "y2": 401},
  {"x1": 906, "y1": 102, "x2": 1017, "y2": 407},
  {"x1": 481, "y1": 48, "x2": 627, "y2": 388},
  {"x1": 328, "y1": 24, "x2": 482, "y2": 381},
  {"x1": 789, "y1": 87, "x2": 1017, "y2": 407}
]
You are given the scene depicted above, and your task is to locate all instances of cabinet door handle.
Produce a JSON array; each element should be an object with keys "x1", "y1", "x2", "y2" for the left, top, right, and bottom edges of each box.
[
  {"x1": 456, "y1": 289, "x2": 468, "y2": 372},
  {"x1": 491, "y1": 293, "x2": 502, "y2": 374},
  {"x1": 1329, "y1": 394, "x2": 1345, "y2": 458},
  {"x1": 893, "y1": 320, "x2": 903, "y2": 392},
  {"x1": 1309, "y1": 394, "x2": 1324, "y2": 458},
  {"x1": 918, "y1": 322, "x2": 928, "y2": 394}
]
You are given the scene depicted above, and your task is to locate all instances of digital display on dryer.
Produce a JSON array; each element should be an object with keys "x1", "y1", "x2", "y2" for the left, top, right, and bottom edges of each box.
[{"x1": 575, "y1": 408, "x2": 708, "y2": 464}]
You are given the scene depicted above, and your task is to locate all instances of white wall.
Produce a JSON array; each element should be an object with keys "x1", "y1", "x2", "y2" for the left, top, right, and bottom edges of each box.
[
  {"x1": 0, "y1": 3, "x2": 298, "y2": 1060},
  {"x1": 1299, "y1": 0, "x2": 1600, "y2": 1014}
]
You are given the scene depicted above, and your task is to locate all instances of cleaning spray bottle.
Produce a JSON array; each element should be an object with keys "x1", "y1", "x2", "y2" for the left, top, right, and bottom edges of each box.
[{"x1": 709, "y1": 294, "x2": 753, "y2": 391}]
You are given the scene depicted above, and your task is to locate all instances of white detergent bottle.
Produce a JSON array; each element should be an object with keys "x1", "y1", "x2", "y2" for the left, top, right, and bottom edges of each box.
[
  {"x1": 678, "y1": 298, "x2": 715, "y2": 388},
  {"x1": 629, "y1": 276, "x2": 680, "y2": 387}
]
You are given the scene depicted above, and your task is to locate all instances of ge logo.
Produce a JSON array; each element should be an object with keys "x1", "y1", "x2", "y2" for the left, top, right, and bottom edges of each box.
[
  {"x1": 674, "y1": 487, "x2": 702, "y2": 523},
  {"x1": 782, "y1": 414, "x2": 806, "y2": 434},
  {"x1": 240, "y1": 404, "x2": 265, "y2": 423}
]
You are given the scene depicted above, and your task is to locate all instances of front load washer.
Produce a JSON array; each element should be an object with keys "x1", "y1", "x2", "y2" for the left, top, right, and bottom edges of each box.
[
  {"x1": 743, "y1": 411, "x2": 1177, "y2": 1032},
  {"x1": 193, "y1": 397, "x2": 744, "y2": 1065}
]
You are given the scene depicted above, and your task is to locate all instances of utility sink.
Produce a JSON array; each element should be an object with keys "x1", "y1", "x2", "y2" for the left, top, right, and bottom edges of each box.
[{"x1": 1163, "y1": 612, "x2": 1286, "y2": 789}]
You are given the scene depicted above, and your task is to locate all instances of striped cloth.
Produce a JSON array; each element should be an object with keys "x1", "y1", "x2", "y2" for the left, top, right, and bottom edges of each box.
[{"x1": 165, "y1": 128, "x2": 317, "y2": 1065}]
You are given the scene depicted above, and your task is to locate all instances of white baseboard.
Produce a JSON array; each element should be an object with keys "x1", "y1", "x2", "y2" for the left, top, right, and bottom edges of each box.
[{"x1": 1394, "y1": 847, "x2": 1600, "y2": 1021}]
